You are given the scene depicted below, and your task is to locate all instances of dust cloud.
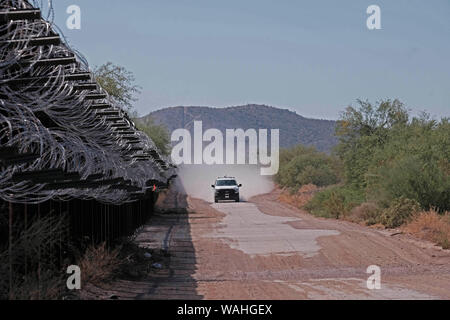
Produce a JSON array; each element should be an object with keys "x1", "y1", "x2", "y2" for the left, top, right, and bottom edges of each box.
[{"x1": 175, "y1": 164, "x2": 275, "y2": 203}]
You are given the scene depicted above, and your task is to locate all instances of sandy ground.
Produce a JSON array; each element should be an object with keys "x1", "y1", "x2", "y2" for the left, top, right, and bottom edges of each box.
[{"x1": 86, "y1": 187, "x2": 450, "y2": 299}]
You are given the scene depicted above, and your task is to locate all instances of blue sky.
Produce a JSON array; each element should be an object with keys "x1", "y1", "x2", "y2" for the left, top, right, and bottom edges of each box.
[{"x1": 46, "y1": 0, "x2": 450, "y2": 119}]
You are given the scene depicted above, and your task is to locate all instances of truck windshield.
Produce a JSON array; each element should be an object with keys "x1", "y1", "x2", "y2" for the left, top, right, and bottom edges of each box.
[{"x1": 216, "y1": 180, "x2": 237, "y2": 186}]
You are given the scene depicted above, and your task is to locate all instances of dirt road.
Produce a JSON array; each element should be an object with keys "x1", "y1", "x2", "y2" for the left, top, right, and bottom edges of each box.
[{"x1": 88, "y1": 189, "x2": 450, "y2": 299}]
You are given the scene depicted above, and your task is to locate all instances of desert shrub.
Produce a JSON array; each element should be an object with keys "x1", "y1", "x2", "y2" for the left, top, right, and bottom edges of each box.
[
  {"x1": 403, "y1": 210, "x2": 450, "y2": 249},
  {"x1": 324, "y1": 191, "x2": 346, "y2": 219},
  {"x1": 336, "y1": 100, "x2": 449, "y2": 213},
  {"x1": 278, "y1": 184, "x2": 320, "y2": 208},
  {"x1": 348, "y1": 202, "x2": 381, "y2": 225},
  {"x1": 366, "y1": 117, "x2": 450, "y2": 211},
  {"x1": 380, "y1": 197, "x2": 421, "y2": 228},
  {"x1": 297, "y1": 165, "x2": 338, "y2": 188},
  {"x1": 335, "y1": 99, "x2": 409, "y2": 189},
  {"x1": 283, "y1": 100, "x2": 449, "y2": 224},
  {"x1": 368, "y1": 155, "x2": 450, "y2": 211},
  {"x1": 276, "y1": 145, "x2": 341, "y2": 191},
  {"x1": 305, "y1": 186, "x2": 364, "y2": 218}
]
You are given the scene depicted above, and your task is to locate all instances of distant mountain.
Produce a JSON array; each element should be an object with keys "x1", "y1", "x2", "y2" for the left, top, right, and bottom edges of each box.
[{"x1": 140, "y1": 104, "x2": 338, "y2": 153}]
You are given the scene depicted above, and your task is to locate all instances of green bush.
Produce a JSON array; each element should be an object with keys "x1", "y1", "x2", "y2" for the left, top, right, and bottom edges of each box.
[
  {"x1": 380, "y1": 197, "x2": 421, "y2": 228},
  {"x1": 304, "y1": 186, "x2": 365, "y2": 218},
  {"x1": 368, "y1": 156, "x2": 450, "y2": 211},
  {"x1": 296, "y1": 100, "x2": 449, "y2": 223},
  {"x1": 365, "y1": 117, "x2": 450, "y2": 212},
  {"x1": 275, "y1": 145, "x2": 341, "y2": 191},
  {"x1": 324, "y1": 191, "x2": 346, "y2": 219},
  {"x1": 337, "y1": 100, "x2": 449, "y2": 213},
  {"x1": 135, "y1": 117, "x2": 171, "y2": 156},
  {"x1": 335, "y1": 99, "x2": 409, "y2": 189}
]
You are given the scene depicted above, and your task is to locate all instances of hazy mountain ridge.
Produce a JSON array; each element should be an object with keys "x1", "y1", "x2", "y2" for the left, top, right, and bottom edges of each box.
[{"x1": 141, "y1": 104, "x2": 338, "y2": 153}]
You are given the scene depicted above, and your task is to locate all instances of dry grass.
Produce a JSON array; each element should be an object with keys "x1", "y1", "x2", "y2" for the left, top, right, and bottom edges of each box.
[
  {"x1": 0, "y1": 212, "x2": 69, "y2": 300},
  {"x1": 8, "y1": 271, "x2": 65, "y2": 300},
  {"x1": 78, "y1": 242, "x2": 122, "y2": 286},
  {"x1": 403, "y1": 210, "x2": 450, "y2": 249},
  {"x1": 278, "y1": 184, "x2": 320, "y2": 208}
]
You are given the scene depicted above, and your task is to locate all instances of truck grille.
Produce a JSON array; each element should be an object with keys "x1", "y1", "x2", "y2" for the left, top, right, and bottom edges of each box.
[{"x1": 216, "y1": 189, "x2": 234, "y2": 197}]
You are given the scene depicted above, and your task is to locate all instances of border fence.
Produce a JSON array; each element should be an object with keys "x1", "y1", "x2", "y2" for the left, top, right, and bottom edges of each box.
[{"x1": 0, "y1": 0, "x2": 176, "y2": 298}]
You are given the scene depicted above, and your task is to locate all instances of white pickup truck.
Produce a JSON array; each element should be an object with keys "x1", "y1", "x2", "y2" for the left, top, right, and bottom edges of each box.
[{"x1": 211, "y1": 176, "x2": 242, "y2": 203}]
